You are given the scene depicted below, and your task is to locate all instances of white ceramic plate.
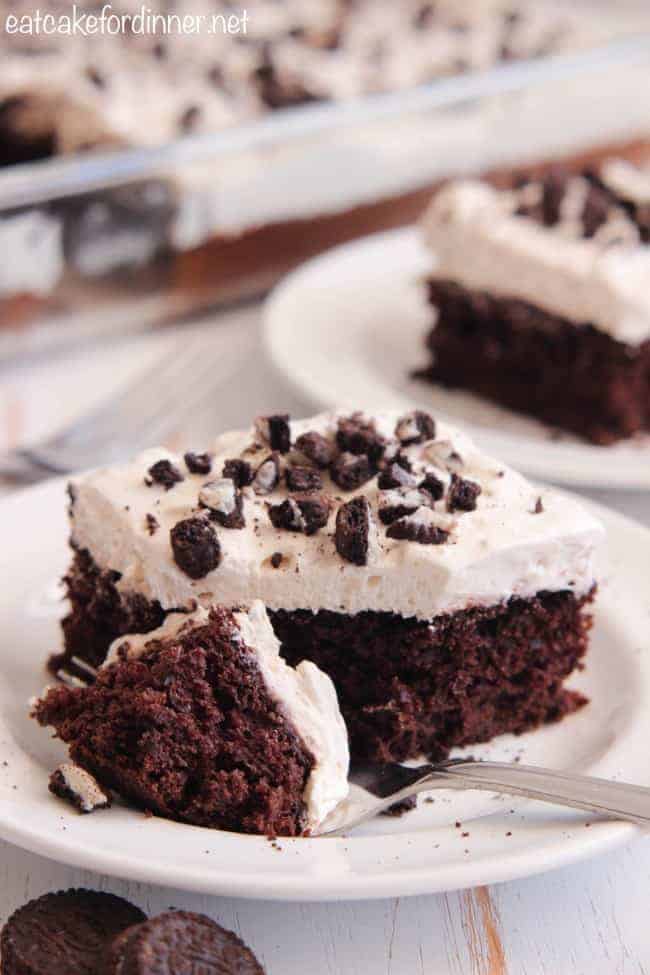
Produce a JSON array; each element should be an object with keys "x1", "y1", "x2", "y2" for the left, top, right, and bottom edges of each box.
[
  {"x1": 264, "y1": 228, "x2": 650, "y2": 490},
  {"x1": 0, "y1": 479, "x2": 647, "y2": 901}
]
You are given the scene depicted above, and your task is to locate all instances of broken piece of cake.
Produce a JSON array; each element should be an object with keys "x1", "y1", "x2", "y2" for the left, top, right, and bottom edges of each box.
[
  {"x1": 35, "y1": 601, "x2": 349, "y2": 836},
  {"x1": 47, "y1": 409, "x2": 602, "y2": 775}
]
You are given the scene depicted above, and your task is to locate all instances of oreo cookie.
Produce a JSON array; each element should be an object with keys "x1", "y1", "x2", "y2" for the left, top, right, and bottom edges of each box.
[
  {"x1": 0, "y1": 889, "x2": 146, "y2": 975},
  {"x1": 170, "y1": 516, "x2": 221, "y2": 578},
  {"x1": 102, "y1": 910, "x2": 264, "y2": 975}
]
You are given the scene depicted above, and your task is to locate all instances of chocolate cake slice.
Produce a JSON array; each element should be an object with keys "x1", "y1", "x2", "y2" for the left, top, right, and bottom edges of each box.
[
  {"x1": 418, "y1": 168, "x2": 650, "y2": 444},
  {"x1": 54, "y1": 409, "x2": 602, "y2": 764},
  {"x1": 35, "y1": 602, "x2": 349, "y2": 836}
]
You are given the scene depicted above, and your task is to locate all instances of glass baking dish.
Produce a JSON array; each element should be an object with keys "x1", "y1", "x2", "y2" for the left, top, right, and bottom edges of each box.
[{"x1": 1, "y1": 27, "x2": 650, "y2": 363}]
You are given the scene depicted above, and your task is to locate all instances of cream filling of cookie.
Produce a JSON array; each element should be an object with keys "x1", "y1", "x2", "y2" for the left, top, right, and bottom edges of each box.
[
  {"x1": 422, "y1": 179, "x2": 650, "y2": 346},
  {"x1": 55, "y1": 763, "x2": 110, "y2": 812},
  {"x1": 69, "y1": 410, "x2": 602, "y2": 621}
]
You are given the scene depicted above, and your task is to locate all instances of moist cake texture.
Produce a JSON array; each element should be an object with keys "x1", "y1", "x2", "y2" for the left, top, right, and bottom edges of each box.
[
  {"x1": 37, "y1": 601, "x2": 349, "y2": 835},
  {"x1": 56, "y1": 409, "x2": 601, "y2": 763},
  {"x1": 419, "y1": 169, "x2": 650, "y2": 443}
]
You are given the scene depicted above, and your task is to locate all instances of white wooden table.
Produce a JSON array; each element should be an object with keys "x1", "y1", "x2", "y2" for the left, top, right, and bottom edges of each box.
[{"x1": 1, "y1": 306, "x2": 648, "y2": 974}]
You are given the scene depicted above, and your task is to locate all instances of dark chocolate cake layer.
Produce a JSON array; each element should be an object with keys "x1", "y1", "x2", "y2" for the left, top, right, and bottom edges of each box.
[
  {"x1": 271, "y1": 590, "x2": 593, "y2": 763},
  {"x1": 422, "y1": 279, "x2": 650, "y2": 445},
  {"x1": 51, "y1": 547, "x2": 166, "y2": 676},
  {"x1": 37, "y1": 607, "x2": 316, "y2": 836},
  {"x1": 55, "y1": 545, "x2": 593, "y2": 764}
]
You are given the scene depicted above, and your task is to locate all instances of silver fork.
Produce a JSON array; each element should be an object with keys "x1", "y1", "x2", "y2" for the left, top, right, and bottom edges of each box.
[
  {"x1": 0, "y1": 334, "x2": 244, "y2": 483},
  {"x1": 316, "y1": 759, "x2": 650, "y2": 835}
]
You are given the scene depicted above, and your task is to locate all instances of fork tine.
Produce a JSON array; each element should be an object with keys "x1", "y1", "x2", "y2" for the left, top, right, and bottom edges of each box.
[
  {"x1": 23, "y1": 335, "x2": 245, "y2": 473},
  {"x1": 90, "y1": 350, "x2": 230, "y2": 454},
  {"x1": 52, "y1": 339, "x2": 209, "y2": 451}
]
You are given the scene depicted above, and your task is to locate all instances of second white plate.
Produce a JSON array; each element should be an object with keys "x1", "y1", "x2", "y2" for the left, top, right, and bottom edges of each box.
[{"x1": 265, "y1": 227, "x2": 650, "y2": 490}]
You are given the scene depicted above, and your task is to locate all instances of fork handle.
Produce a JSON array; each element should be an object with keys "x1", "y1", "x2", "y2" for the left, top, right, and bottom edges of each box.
[{"x1": 427, "y1": 761, "x2": 650, "y2": 827}]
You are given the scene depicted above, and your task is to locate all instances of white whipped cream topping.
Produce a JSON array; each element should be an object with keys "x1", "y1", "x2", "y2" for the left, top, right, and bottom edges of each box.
[
  {"x1": 234, "y1": 601, "x2": 349, "y2": 831},
  {"x1": 106, "y1": 600, "x2": 349, "y2": 831},
  {"x1": 70, "y1": 410, "x2": 602, "y2": 622},
  {"x1": 421, "y1": 179, "x2": 650, "y2": 346}
]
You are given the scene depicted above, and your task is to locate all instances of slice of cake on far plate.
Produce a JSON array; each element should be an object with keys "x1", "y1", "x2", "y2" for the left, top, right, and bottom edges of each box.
[
  {"x1": 418, "y1": 165, "x2": 650, "y2": 444},
  {"x1": 34, "y1": 601, "x2": 349, "y2": 837},
  {"x1": 49, "y1": 409, "x2": 603, "y2": 767}
]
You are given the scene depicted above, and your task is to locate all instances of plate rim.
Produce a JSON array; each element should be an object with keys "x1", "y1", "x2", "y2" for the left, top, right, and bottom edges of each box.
[
  {"x1": 263, "y1": 226, "x2": 650, "y2": 491},
  {"x1": 0, "y1": 478, "x2": 645, "y2": 902}
]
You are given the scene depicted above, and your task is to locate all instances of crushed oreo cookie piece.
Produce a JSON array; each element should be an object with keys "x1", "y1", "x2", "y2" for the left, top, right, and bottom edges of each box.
[
  {"x1": 330, "y1": 452, "x2": 374, "y2": 491},
  {"x1": 378, "y1": 488, "x2": 434, "y2": 525},
  {"x1": 413, "y1": 3, "x2": 435, "y2": 29},
  {"x1": 222, "y1": 458, "x2": 253, "y2": 487},
  {"x1": 199, "y1": 479, "x2": 244, "y2": 529},
  {"x1": 268, "y1": 495, "x2": 330, "y2": 535},
  {"x1": 252, "y1": 454, "x2": 281, "y2": 495},
  {"x1": 170, "y1": 517, "x2": 221, "y2": 578},
  {"x1": 533, "y1": 496, "x2": 544, "y2": 514},
  {"x1": 336, "y1": 414, "x2": 385, "y2": 462},
  {"x1": 395, "y1": 410, "x2": 436, "y2": 444},
  {"x1": 335, "y1": 496, "x2": 370, "y2": 565},
  {"x1": 145, "y1": 459, "x2": 184, "y2": 491},
  {"x1": 145, "y1": 513, "x2": 159, "y2": 536},
  {"x1": 285, "y1": 465, "x2": 323, "y2": 493},
  {"x1": 419, "y1": 471, "x2": 445, "y2": 501},
  {"x1": 268, "y1": 498, "x2": 303, "y2": 533},
  {"x1": 270, "y1": 552, "x2": 284, "y2": 568},
  {"x1": 49, "y1": 763, "x2": 111, "y2": 814},
  {"x1": 179, "y1": 103, "x2": 201, "y2": 132},
  {"x1": 184, "y1": 451, "x2": 213, "y2": 475},
  {"x1": 386, "y1": 509, "x2": 449, "y2": 545},
  {"x1": 294, "y1": 431, "x2": 335, "y2": 468},
  {"x1": 378, "y1": 462, "x2": 417, "y2": 490},
  {"x1": 382, "y1": 795, "x2": 418, "y2": 817},
  {"x1": 255, "y1": 414, "x2": 291, "y2": 453},
  {"x1": 447, "y1": 473, "x2": 482, "y2": 512}
]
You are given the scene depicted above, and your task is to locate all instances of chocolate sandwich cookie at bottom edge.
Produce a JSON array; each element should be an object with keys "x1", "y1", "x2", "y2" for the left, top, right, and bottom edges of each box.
[
  {"x1": 104, "y1": 910, "x2": 264, "y2": 975},
  {"x1": 0, "y1": 888, "x2": 146, "y2": 975}
]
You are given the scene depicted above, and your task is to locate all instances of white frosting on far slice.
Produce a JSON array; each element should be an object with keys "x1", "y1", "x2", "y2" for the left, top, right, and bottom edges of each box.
[
  {"x1": 106, "y1": 600, "x2": 349, "y2": 832},
  {"x1": 70, "y1": 410, "x2": 602, "y2": 622},
  {"x1": 421, "y1": 180, "x2": 650, "y2": 346}
]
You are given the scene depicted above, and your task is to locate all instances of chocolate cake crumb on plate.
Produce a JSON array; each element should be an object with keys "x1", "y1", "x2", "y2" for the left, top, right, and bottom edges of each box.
[
  {"x1": 102, "y1": 911, "x2": 265, "y2": 975},
  {"x1": 0, "y1": 889, "x2": 145, "y2": 975}
]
